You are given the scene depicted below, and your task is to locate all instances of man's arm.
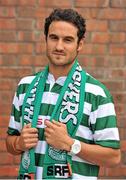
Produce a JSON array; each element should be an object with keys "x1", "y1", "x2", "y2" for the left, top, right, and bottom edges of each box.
[
  {"x1": 76, "y1": 141, "x2": 121, "y2": 167},
  {"x1": 44, "y1": 120, "x2": 121, "y2": 167},
  {"x1": 6, "y1": 123, "x2": 38, "y2": 155}
]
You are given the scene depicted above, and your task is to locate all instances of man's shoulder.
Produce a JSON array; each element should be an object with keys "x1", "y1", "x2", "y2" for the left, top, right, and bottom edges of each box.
[
  {"x1": 16, "y1": 71, "x2": 42, "y2": 96},
  {"x1": 18, "y1": 75, "x2": 35, "y2": 86},
  {"x1": 18, "y1": 71, "x2": 41, "y2": 86},
  {"x1": 86, "y1": 73, "x2": 111, "y2": 98}
]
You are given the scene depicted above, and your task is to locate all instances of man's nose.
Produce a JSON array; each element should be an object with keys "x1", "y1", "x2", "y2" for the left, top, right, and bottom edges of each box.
[{"x1": 55, "y1": 40, "x2": 64, "y2": 51}]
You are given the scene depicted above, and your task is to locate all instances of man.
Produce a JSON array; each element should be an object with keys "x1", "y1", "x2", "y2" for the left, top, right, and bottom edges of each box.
[{"x1": 6, "y1": 8, "x2": 121, "y2": 180}]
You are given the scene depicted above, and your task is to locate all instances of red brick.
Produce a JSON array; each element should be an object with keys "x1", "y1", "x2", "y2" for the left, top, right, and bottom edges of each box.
[
  {"x1": 79, "y1": 56, "x2": 100, "y2": 67},
  {"x1": 113, "y1": 93, "x2": 126, "y2": 104},
  {"x1": 76, "y1": 8, "x2": 94, "y2": 20},
  {"x1": 104, "y1": 56, "x2": 125, "y2": 67},
  {"x1": 36, "y1": 18, "x2": 45, "y2": 30},
  {"x1": 18, "y1": 55, "x2": 47, "y2": 66},
  {"x1": 18, "y1": 31, "x2": 34, "y2": 42},
  {"x1": 0, "y1": 140, "x2": 6, "y2": 152},
  {"x1": 0, "y1": 166, "x2": 19, "y2": 177},
  {"x1": 110, "y1": 33, "x2": 125, "y2": 43},
  {"x1": 80, "y1": 56, "x2": 125, "y2": 68},
  {"x1": 106, "y1": 166, "x2": 126, "y2": 176},
  {"x1": 0, "y1": 31, "x2": 17, "y2": 42},
  {"x1": 110, "y1": 0, "x2": 126, "y2": 7},
  {"x1": 14, "y1": 155, "x2": 20, "y2": 165},
  {"x1": 33, "y1": 31, "x2": 44, "y2": 42},
  {"x1": 0, "y1": 104, "x2": 11, "y2": 117},
  {"x1": 97, "y1": 8, "x2": 125, "y2": 20},
  {"x1": 0, "y1": 55, "x2": 18, "y2": 66},
  {"x1": 79, "y1": 45, "x2": 91, "y2": 54},
  {"x1": 0, "y1": 67, "x2": 33, "y2": 78},
  {"x1": 115, "y1": 104, "x2": 125, "y2": 115},
  {"x1": 87, "y1": 20, "x2": 108, "y2": 31},
  {"x1": 0, "y1": 115, "x2": 9, "y2": 127},
  {"x1": 80, "y1": 44, "x2": 107, "y2": 55},
  {"x1": 0, "y1": 0, "x2": 18, "y2": 6},
  {"x1": 84, "y1": 32, "x2": 91, "y2": 43},
  {"x1": 0, "y1": 0, "x2": 36, "y2": 6},
  {"x1": 0, "y1": 18, "x2": 16, "y2": 30},
  {"x1": 102, "y1": 80, "x2": 124, "y2": 91},
  {"x1": 35, "y1": 8, "x2": 53, "y2": 18},
  {"x1": 117, "y1": 116, "x2": 126, "y2": 128},
  {"x1": 111, "y1": 69, "x2": 126, "y2": 79},
  {"x1": 121, "y1": 152, "x2": 126, "y2": 165},
  {"x1": 121, "y1": 140, "x2": 126, "y2": 151},
  {"x1": 17, "y1": 7, "x2": 36, "y2": 18},
  {"x1": 75, "y1": 0, "x2": 109, "y2": 7},
  {"x1": 0, "y1": 43, "x2": 17, "y2": 53},
  {"x1": 36, "y1": 8, "x2": 57, "y2": 30},
  {"x1": 35, "y1": 42, "x2": 46, "y2": 54},
  {"x1": 16, "y1": 19, "x2": 34, "y2": 30},
  {"x1": 0, "y1": 91, "x2": 13, "y2": 104},
  {"x1": 91, "y1": 32, "x2": 109, "y2": 43},
  {"x1": 38, "y1": 0, "x2": 72, "y2": 7},
  {"x1": 119, "y1": 128, "x2": 126, "y2": 139},
  {"x1": 0, "y1": 43, "x2": 33, "y2": 54},
  {"x1": 88, "y1": 8, "x2": 126, "y2": 20},
  {"x1": 18, "y1": 0, "x2": 36, "y2": 6},
  {"x1": 0, "y1": 7, "x2": 16, "y2": 17},
  {"x1": 0, "y1": 153, "x2": 14, "y2": 165},
  {"x1": 90, "y1": 56, "x2": 106, "y2": 67},
  {"x1": 0, "y1": 127, "x2": 8, "y2": 139},
  {"x1": 110, "y1": 21, "x2": 126, "y2": 31},
  {"x1": 85, "y1": 68, "x2": 106, "y2": 79},
  {"x1": 109, "y1": 44, "x2": 126, "y2": 55}
]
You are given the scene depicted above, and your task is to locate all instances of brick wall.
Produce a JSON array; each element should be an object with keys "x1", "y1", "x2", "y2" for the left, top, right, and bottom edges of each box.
[{"x1": 0, "y1": 0, "x2": 126, "y2": 179}]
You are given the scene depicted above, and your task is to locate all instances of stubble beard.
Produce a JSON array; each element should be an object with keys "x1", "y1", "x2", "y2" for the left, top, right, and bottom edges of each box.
[{"x1": 47, "y1": 52, "x2": 78, "y2": 69}]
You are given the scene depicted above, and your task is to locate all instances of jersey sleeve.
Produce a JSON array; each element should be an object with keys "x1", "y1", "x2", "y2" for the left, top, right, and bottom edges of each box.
[
  {"x1": 7, "y1": 75, "x2": 35, "y2": 136},
  {"x1": 7, "y1": 89, "x2": 22, "y2": 136},
  {"x1": 89, "y1": 93, "x2": 120, "y2": 149}
]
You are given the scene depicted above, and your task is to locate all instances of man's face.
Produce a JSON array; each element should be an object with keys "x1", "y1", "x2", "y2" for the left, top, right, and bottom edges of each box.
[{"x1": 46, "y1": 21, "x2": 83, "y2": 67}]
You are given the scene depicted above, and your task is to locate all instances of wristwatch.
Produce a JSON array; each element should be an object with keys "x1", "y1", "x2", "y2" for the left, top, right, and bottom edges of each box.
[{"x1": 70, "y1": 139, "x2": 81, "y2": 155}]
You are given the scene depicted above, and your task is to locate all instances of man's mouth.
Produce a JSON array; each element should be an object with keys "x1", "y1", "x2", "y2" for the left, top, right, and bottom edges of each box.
[{"x1": 53, "y1": 52, "x2": 65, "y2": 56}]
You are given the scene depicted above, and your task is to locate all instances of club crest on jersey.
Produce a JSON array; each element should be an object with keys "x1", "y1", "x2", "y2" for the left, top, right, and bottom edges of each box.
[
  {"x1": 48, "y1": 146, "x2": 66, "y2": 161},
  {"x1": 22, "y1": 151, "x2": 30, "y2": 170}
]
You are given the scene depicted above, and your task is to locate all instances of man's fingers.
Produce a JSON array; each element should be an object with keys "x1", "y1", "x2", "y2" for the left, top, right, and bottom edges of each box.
[
  {"x1": 26, "y1": 132, "x2": 38, "y2": 138},
  {"x1": 24, "y1": 142, "x2": 38, "y2": 150},
  {"x1": 24, "y1": 123, "x2": 31, "y2": 128},
  {"x1": 25, "y1": 137, "x2": 38, "y2": 143},
  {"x1": 52, "y1": 120, "x2": 66, "y2": 127},
  {"x1": 52, "y1": 120, "x2": 61, "y2": 126},
  {"x1": 45, "y1": 120, "x2": 54, "y2": 127},
  {"x1": 45, "y1": 120, "x2": 66, "y2": 129},
  {"x1": 23, "y1": 123, "x2": 38, "y2": 133}
]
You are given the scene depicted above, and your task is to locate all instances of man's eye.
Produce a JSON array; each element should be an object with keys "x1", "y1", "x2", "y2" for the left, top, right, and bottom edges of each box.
[
  {"x1": 64, "y1": 38, "x2": 73, "y2": 43},
  {"x1": 50, "y1": 36, "x2": 58, "y2": 40}
]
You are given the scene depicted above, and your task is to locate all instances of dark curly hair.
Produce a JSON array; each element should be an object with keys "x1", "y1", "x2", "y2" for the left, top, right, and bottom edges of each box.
[{"x1": 44, "y1": 8, "x2": 86, "y2": 43}]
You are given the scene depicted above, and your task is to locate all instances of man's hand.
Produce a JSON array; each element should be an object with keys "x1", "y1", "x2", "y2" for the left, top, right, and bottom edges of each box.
[
  {"x1": 44, "y1": 120, "x2": 74, "y2": 151},
  {"x1": 16, "y1": 123, "x2": 38, "y2": 151}
]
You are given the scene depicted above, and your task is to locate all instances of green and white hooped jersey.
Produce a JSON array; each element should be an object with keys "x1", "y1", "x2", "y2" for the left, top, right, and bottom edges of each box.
[{"x1": 7, "y1": 72, "x2": 120, "y2": 180}]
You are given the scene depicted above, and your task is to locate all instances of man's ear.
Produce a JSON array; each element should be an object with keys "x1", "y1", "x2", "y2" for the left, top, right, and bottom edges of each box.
[{"x1": 77, "y1": 39, "x2": 84, "y2": 52}]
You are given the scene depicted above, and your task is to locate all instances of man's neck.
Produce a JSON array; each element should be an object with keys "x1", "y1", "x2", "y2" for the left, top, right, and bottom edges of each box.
[{"x1": 48, "y1": 62, "x2": 74, "y2": 80}]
